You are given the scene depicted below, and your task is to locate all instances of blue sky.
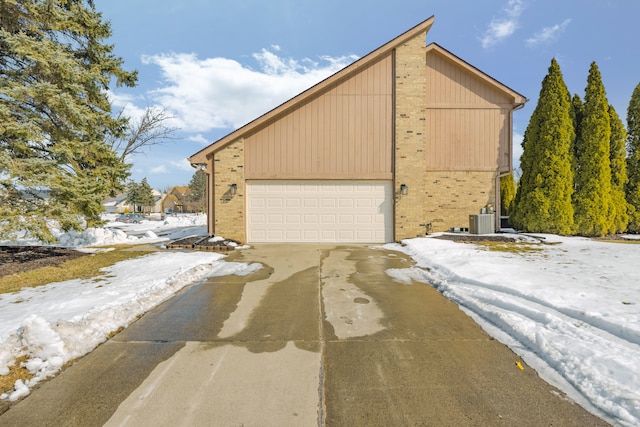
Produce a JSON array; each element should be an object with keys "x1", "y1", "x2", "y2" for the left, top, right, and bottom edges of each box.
[{"x1": 98, "y1": 0, "x2": 640, "y2": 190}]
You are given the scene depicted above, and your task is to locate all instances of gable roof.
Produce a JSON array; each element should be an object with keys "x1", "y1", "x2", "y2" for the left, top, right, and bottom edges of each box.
[
  {"x1": 162, "y1": 193, "x2": 181, "y2": 206},
  {"x1": 425, "y1": 43, "x2": 527, "y2": 106},
  {"x1": 189, "y1": 16, "x2": 436, "y2": 165},
  {"x1": 172, "y1": 186, "x2": 191, "y2": 197}
]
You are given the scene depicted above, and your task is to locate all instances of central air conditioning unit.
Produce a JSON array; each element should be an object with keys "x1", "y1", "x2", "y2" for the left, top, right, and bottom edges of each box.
[{"x1": 469, "y1": 214, "x2": 495, "y2": 234}]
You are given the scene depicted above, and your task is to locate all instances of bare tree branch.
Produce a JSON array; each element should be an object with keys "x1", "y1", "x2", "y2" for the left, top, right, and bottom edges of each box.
[{"x1": 112, "y1": 106, "x2": 179, "y2": 160}]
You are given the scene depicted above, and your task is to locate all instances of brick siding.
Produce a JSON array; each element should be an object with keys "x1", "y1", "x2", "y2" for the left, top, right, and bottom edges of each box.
[
  {"x1": 212, "y1": 138, "x2": 246, "y2": 242},
  {"x1": 394, "y1": 32, "x2": 429, "y2": 239},
  {"x1": 394, "y1": 32, "x2": 497, "y2": 239}
]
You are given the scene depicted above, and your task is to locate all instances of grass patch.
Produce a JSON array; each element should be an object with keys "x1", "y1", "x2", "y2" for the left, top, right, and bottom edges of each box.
[
  {"x1": 473, "y1": 241, "x2": 544, "y2": 254},
  {"x1": 0, "y1": 244, "x2": 159, "y2": 400},
  {"x1": 0, "y1": 356, "x2": 33, "y2": 397},
  {"x1": 0, "y1": 244, "x2": 158, "y2": 295},
  {"x1": 598, "y1": 239, "x2": 640, "y2": 245}
]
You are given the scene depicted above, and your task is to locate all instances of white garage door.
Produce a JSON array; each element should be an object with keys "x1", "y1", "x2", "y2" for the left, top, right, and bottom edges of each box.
[{"x1": 246, "y1": 180, "x2": 393, "y2": 243}]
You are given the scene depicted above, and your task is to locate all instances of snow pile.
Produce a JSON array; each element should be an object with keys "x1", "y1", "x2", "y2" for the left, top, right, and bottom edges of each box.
[
  {"x1": 78, "y1": 213, "x2": 207, "y2": 246},
  {"x1": 55, "y1": 226, "x2": 135, "y2": 246},
  {"x1": 1, "y1": 213, "x2": 208, "y2": 247},
  {"x1": 386, "y1": 235, "x2": 640, "y2": 427},
  {"x1": 162, "y1": 213, "x2": 207, "y2": 227},
  {"x1": 0, "y1": 251, "x2": 261, "y2": 401}
]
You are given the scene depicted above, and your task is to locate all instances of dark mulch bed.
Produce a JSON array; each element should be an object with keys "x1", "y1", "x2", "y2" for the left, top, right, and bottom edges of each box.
[
  {"x1": 166, "y1": 236, "x2": 242, "y2": 252},
  {"x1": 0, "y1": 246, "x2": 89, "y2": 278}
]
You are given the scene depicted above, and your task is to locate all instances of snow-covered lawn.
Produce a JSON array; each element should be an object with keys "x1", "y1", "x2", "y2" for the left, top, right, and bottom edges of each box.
[
  {"x1": 0, "y1": 214, "x2": 260, "y2": 401},
  {"x1": 386, "y1": 234, "x2": 640, "y2": 427},
  {"x1": 1, "y1": 216, "x2": 638, "y2": 426}
]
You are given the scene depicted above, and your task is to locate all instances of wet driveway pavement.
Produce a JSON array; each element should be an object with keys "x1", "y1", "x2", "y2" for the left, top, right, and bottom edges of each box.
[{"x1": 0, "y1": 244, "x2": 608, "y2": 426}]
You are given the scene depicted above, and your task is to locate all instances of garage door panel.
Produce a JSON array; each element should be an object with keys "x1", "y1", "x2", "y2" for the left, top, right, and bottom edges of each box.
[
  {"x1": 304, "y1": 214, "x2": 319, "y2": 223},
  {"x1": 247, "y1": 180, "x2": 392, "y2": 243},
  {"x1": 285, "y1": 214, "x2": 302, "y2": 224},
  {"x1": 266, "y1": 230, "x2": 283, "y2": 240},
  {"x1": 303, "y1": 230, "x2": 319, "y2": 240},
  {"x1": 338, "y1": 215, "x2": 354, "y2": 223},
  {"x1": 267, "y1": 198, "x2": 284, "y2": 208},
  {"x1": 338, "y1": 198, "x2": 354, "y2": 208},
  {"x1": 285, "y1": 230, "x2": 302, "y2": 240}
]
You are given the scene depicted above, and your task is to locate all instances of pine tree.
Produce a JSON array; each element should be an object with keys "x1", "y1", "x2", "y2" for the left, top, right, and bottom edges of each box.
[
  {"x1": 512, "y1": 58, "x2": 575, "y2": 234},
  {"x1": 573, "y1": 62, "x2": 614, "y2": 236},
  {"x1": 137, "y1": 178, "x2": 155, "y2": 214},
  {"x1": 0, "y1": 0, "x2": 137, "y2": 243},
  {"x1": 627, "y1": 83, "x2": 640, "y2": 232},
  {"x1": 126, "y1": 182, "x2": 141, "y2": 213},
  {"x1": 125, "y1": 179, "x2": 154, "y2": 213},
  {"x1": 188, "y1": 169, "x2": 207, "y2": 213},
  {"x1": 500, "y1": 174, "x2": 516, "y2": 216},
  {"x1": 608, "y1": 104, "x2": 629, "y2": 233}
]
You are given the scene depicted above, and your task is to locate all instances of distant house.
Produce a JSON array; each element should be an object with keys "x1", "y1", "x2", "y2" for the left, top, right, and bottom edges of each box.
[
  {"x1": 102, "y1": 193, "x2": 131, "y2": 214},
  {"x1": 189, "y1": 16, "x2": 526, "y2": 243},
  {"x1": 161, "y1": 186, "x2": 199, "y2": 213},
  {"x1": 151, "y1": 189, "x2": 164, "y2": 213},
  {"x1": 104, "y1": 189, "x2": 165, "y2": 214},
  {"x1": 161, "y1": 193, "x2": 181, "y2": 214}
]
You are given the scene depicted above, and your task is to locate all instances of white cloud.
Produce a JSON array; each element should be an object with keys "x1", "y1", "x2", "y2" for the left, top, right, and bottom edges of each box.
[
  {"x1": 512, "y1": 130, "x2": 524, "y2": 175},
  {"x1": 505, "y1": 0, "x2": 526, "y2": 17},
  {"x1": 139, "y1": 48, "x2": 357, "y2": 133},
  {"x1": 107, "y1": 92, "x2": 147, "y2": 121},
  {"x1": 107, "y1": 91, "x2": 184, "y2": 132},
  {"x1": 150, "y1": 165, "x2": 168, "y2": 174},
  {"x1": 481, "y1": 0, "x2": 528, "y2": 48},
  {"x1": 188, "y1": 134, "x2": 211, "y2": 145},
  {"x1": 147, "y1": 160, "x2": 192, "y2": 175},
  {"x1": 526, "y1": 19, "x2": 572, "y2": 47},
  {"x1": 169, "y1": 159, "x2": 194, "y2": 172}
]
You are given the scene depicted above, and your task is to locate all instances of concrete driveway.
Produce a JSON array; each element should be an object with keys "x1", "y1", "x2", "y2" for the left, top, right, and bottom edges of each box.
[{"x1": 0, "y1": 244, "x2": 608, "y2": 426}]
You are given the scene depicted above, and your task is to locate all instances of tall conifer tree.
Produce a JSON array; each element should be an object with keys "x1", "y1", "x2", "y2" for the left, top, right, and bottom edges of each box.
[
  {"x1": 500, "y1": 174, "x2": 516, "y2": 216},
  {"x1": 573, "y1": 62, "x2": 614, "y2": 236},
  {"x1": 571, "y1": 94, "x2": 583, "y2": 174},
  {"x1": 188, "y1": 169, "x2": 207, "y2": 213},
  {"x1": 0, "y1": 0, "x2": 137, "y2": 242},
  {"x1": 608, "y1": 105, "x2": 629, "y2": 233},
  {"x1": 138, "y1": 178, "x2": 155, "y2": 214},
  {"x1": 627, "y1": 83, "x2": 640, "y2": 232},
  {"x1": 512, "y1": 59, "x2": 575, "y2": 234}
]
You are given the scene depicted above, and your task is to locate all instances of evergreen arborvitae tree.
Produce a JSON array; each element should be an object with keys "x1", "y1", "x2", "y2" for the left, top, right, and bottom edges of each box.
[
  {"x1": 500, "y1": 174, "x2": 516, "y2": 216},
  {"x1": 573, "y1": 62, "x2": 614, "y2": 236},
  {"x1": 571, "y1": 94, "x2": 583, "y2": 174},
  {"x1": 627, "y1": 83, "x2": 640, "y2": 232},
  {"x1": 512, "y1": 58, "x2": 575, "y2": 234},
  {"x1": 188, "y1": 169, "x2": 207, "y2": 212},
  {"x1": 0, "y1": 0, "x2": 137, "y2": 243},
  {"x1": 609, "y1": 104, "x2": 629, "y2": 233}
]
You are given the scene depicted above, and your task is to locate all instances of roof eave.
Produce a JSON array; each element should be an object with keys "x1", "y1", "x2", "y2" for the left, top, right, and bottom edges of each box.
[{"x1": 425, "y1": 43, "x2": 527, "y2": 106}]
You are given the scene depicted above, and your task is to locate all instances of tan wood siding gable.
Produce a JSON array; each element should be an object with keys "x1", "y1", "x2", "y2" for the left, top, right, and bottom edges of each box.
[
  {"x1": 244, "y1": 54, "x2": 393, "y2": 180},
  {"x1": 424, "y1": 45, "x2": 522, "y2": 171},
  {"x1": 188, "y1": 17, "x2": 435, "y2": 167}
]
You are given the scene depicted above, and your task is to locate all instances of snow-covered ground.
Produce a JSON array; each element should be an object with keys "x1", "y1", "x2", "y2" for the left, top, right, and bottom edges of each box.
[
  {"x1": 0, "y1": 214, "x2": 260, "y2": 401},
  {"x1": 385, "y1": 234, "x2": 640, "y2": 427},
  {"x1": 1, "y1": 215, "x2": 639, "y2": 426}
]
